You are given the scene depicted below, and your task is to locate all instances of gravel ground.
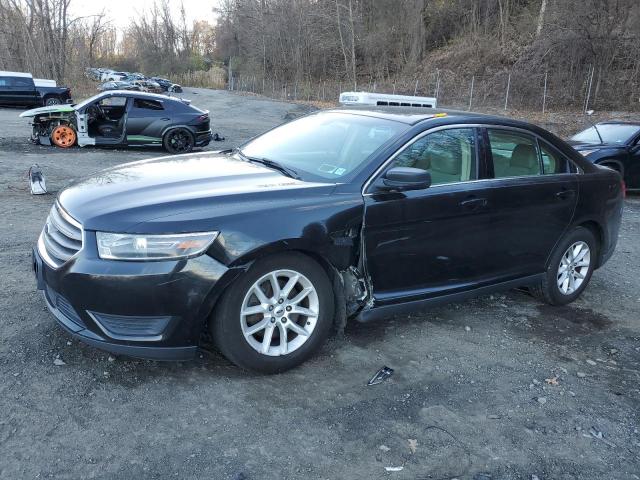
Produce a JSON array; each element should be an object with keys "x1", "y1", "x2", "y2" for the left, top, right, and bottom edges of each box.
[{"x1": 1, "y1": 88, "x2": 639, "y2": 480}]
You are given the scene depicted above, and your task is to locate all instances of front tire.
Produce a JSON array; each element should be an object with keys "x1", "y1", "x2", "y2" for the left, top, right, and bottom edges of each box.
[
  {"x1": 163, "y1": 128, "x2": 194, "y2": 154},
  {"x1": 211, "y1": 252, "x2": 335, "y2": 373},
  {"x1": 531, "y1": 226, "x2": 597, "y2": 305}
]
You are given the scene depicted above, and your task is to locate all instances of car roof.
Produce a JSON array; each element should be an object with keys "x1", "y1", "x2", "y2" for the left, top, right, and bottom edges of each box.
[
  {"x1": 327, "y1": 106, "x2": 500, "y2": 126},
  {"x1": 597, "y1": 120, "x2": 640, "y2": 126},
  {"x1": 95, "y1": 90, "x2": 179, "y2": 101}
]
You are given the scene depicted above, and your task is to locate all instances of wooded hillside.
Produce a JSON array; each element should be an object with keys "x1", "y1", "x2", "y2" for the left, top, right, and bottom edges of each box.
[
  {"x1": 216, "y1": 0, "x2": 640, "y2": 110},
  {"x1": 0, "y1": 0, "x2": 638, "y2": 110}
]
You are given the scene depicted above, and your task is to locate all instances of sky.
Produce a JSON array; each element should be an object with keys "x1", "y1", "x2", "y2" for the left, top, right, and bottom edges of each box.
[{"x1": 71, "y1": 0, "x2": 218, "y2": 29}]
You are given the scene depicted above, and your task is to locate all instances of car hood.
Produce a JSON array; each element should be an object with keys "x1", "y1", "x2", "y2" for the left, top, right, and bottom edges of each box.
[
  {"x1": 567, "y1": 140, "x2": 625, "y2": 150},
  {"x1": 58, "y1": 152, "x2": 335, "y2": 232},
  {"x1": 19, "y1": 104, "x2": 75, "y2": 118}
]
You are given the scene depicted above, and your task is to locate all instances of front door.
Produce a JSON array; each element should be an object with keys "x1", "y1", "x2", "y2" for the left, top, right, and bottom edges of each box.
[{"x1": 363, "y1": 126, "x2": 497, "y2": 305}]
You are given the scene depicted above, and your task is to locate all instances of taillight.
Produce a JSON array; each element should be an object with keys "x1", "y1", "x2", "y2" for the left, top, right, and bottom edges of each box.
[
  {"x1": 196, "y1": 114, "x2": 209, "y2": 123},
  {"x1": 621, "y1": 180, "x2": 626, "y2": 198}
]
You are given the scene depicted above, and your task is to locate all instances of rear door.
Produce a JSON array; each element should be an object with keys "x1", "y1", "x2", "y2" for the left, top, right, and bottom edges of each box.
[
  {"x1": 481, "y1": 127, "x2": 579, "y2": 278},
  {"x1": 9, "y1": 76, "x2": 39, "y2": 106},
  {"x1": 126, "y1": 98, "x2": 169, "y2": 144},
  {"x1": 363, "y1": 126, "x2": 499, "y2": 304}
]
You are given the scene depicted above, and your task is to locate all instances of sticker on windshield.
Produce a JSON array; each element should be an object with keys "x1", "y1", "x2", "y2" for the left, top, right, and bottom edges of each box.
[
  {"x1": 334, "y1": 167, "x2": 347, "y2": 176},
  {"x1": 318, "y1": 164, "x2": 338, "y2": 174}
]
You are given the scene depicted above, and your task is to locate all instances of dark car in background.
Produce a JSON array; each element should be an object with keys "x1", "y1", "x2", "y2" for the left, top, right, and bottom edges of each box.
[
  {"x1": 97, "y1": 81, "x2": 141, "y2": 92},
  {"x1": 32, "y1": 108, "x2": 624, "y2": 373},
  {"x1": 150, "y1": 76, "x2": 183, "y2": 93},
  {"x1": 20, "y1": 90, "x2": 211, "y2": 153},
  {"x1": 0, "y1": 71, "x2": 72, "y2": 107},
  {"x1": 569, "y1": 121, "x2": 640, "y2": 190}
]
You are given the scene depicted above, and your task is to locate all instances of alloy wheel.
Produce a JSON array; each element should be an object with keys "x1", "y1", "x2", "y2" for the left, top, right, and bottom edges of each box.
[
  {"x1": 240, "y1": 269, "x2": 319, "y2": 356},
  {"x1": 557, "y1": 241, "x2": 590, "y2": 295},
  {"x1": 167, "y1": 130, "x2": 193, "y2": 152}
]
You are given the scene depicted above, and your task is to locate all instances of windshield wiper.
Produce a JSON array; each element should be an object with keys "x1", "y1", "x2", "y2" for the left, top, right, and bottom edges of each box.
[{"x1": 237, "y1": 150, "x2": 301, "y2": 180}]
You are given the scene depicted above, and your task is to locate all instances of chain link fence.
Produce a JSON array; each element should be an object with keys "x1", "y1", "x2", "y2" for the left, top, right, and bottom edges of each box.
[{"x1": 227, "y1": 68, "x2": 640, "y2": 113}]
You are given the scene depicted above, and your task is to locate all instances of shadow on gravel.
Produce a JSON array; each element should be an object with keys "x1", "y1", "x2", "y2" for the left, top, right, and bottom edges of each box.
[{"x1": 526, "y1": 304, "x2": 612, "y2": 343}]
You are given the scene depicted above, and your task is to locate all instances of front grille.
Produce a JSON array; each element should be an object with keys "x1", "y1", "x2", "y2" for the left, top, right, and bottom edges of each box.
[{"x1": 41, "y1": 202, "x2": 83, "y2": 268}]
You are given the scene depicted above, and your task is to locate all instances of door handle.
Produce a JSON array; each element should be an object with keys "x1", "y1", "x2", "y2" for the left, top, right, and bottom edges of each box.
[
  {"x1": 555, "y1": 189, "x2": 576, "y2": 200},
  {"x1": 459, "y1": 197, "x2": 487, "y2": 209}
]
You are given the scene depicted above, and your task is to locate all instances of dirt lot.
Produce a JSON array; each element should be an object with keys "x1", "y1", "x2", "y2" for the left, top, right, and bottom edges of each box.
[{"x1": 1, "y1": 89, "x2": 639, "y2": 480}]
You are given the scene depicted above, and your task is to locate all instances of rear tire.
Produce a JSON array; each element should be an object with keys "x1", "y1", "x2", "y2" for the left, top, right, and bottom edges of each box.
[
  {"x1": 45, "y1": 96, "x2": 62, "y2": 106},
  {"x1": 163, "y1": 128, "x2": 194, "y2": 154},
  {"x1": 530, "y1": 226, "x2": 597, "y2": 305},
  {"x1": 211, "y1": 252, "x2": 334, "y2": 373}
]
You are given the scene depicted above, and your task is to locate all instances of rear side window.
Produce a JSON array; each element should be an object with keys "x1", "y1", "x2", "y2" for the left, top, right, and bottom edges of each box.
[
  {"x1": 7, "y1": 76, "x2": 34, "y2": 87},
  {"x1": 391, "y1": 128, "x2": 477, "y2": 185},
  {"x1": 539, "y1": 140, "x2": 570, "y2": 174},
  {"x1": 488, "y1": 129, "x2": 541, "y2": 178},
  {"x1": 133, "y1": 99, "x2": 164, "y2": 110}
]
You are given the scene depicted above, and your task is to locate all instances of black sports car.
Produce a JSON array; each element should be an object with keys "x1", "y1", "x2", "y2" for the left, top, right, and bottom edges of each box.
[
  {"x1": 149, "y1": 77, "x2": 183, "y2": 93},
  {"x1": 20, "y1": 91, "x2": 212, "y2": 153},
  {"x1": 32, "y1": 108, "x2": 623, "y2": 373},
  {"x1": 97, "y1": 81, "x2": 140, "y2": 92},
  {"x1": 569, "y1": 121, "x2": 640, "y2": 190}
]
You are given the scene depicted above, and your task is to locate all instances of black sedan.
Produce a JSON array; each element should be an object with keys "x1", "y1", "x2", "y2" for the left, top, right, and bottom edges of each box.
[
  {"x1": 32, "y1": 109, "x2": 624, "y2": 373},
  {"x1": 569, "y1": 121, "x2": 640, "y2": 190},
  {"x1": 20, "y1": 91, "x2": 211, "y2": 153}
]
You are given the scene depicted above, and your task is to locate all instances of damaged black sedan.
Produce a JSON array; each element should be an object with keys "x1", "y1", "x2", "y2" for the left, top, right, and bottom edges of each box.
[
  {"x1": 32, "y1": 109, "x2": 624, "y2": 373},
  {"x1": 20, "y1": 90, "x2": 212, "y2": 154}
]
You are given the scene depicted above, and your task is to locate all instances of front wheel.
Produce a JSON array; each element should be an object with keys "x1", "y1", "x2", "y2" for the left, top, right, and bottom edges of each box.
[
  {"x1": 211, "y1": 252, "x2": 335, "y2": 373},
  {"x1": 163, "y1": 128, "x2": 194, "y2": 154},
  {"x1": 531, "y1": 226, "x2": 597, "y2": 305}
]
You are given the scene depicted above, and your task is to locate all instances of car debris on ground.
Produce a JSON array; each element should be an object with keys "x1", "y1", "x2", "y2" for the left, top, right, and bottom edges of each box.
[{"x1": 367, "y1": 366, "x2": 394, "y2": 385}]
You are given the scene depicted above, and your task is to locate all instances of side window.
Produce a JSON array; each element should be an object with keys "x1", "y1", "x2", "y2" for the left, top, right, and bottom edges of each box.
[
  {"x1": 10, "y1": 76, "x2": 34, "y2": 87},
  {"x1": 99, "y1": 96, "x2": 127, "y2": 107},
  {"x1": 539, "y1": 141, "x2": 569, "y2": 174},
  {"x1": 488, "y1": 129, "x2": 541, "y2": 178},
  {"x1": 391, "y1": 128, "x2": 477, "y2": 185},
  {"x1": 133, "y1": 99, "x2": 164, "y2": 110}
]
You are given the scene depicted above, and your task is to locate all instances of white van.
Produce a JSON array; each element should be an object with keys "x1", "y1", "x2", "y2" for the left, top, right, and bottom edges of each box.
[{"x1": 339, "y1": 91, "x2": 437, "y2": 108}]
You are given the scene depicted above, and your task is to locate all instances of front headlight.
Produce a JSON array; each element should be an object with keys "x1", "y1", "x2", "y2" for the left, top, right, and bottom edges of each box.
[
  {"x1": 96, "y1": 231, "x2": 219, "y2": 260},
  {"x1": 578, "y1": 149, "x2": 599, "y2": 157}
]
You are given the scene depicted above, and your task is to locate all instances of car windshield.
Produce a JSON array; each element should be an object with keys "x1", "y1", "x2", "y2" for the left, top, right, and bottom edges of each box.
[
  {"x1": 239, "y1": 112, "x2": 407, "y2": 182},
  {"x1": 571, "y1": 124, "x2": 640, "y2": 144}
]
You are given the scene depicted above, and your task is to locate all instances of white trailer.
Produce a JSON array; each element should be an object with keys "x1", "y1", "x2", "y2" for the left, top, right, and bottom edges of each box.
[{"x1": 339, "y1": 91, "x2": 437, "y2": 108}]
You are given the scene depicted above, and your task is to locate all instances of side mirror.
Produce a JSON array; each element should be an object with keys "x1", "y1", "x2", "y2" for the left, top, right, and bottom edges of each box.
[{"x1": 380, "y1": 167, "x2": 431, "y2": 192}]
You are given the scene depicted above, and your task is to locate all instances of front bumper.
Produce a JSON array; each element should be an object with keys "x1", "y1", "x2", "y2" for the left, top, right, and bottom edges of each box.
[{"x1": 32, "y1": 232, "x2": 239, "y2": 361}]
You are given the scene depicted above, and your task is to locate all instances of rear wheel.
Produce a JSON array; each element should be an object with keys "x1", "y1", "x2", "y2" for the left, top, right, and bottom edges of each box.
[
  {"x1": 50, "y1": 124, "x2": 76, "y2": 148},
  {"x1": 44, "y1": 96, "x2": 62, "y2": 106},
  {"x1": 211, "y1": 252, "x2": 334, "y2": 373},
  {"x1": 530, "y1": 226, "x2": 597, "y2": 305},
  {"x1": 163, "y1": 128, "x2": 194, "y2": 154}
]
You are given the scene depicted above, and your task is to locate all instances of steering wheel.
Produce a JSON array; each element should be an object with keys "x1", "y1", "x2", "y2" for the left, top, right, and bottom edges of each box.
[{"x1": 86, "y1": 103, "x2": 104, "y2": 120}]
